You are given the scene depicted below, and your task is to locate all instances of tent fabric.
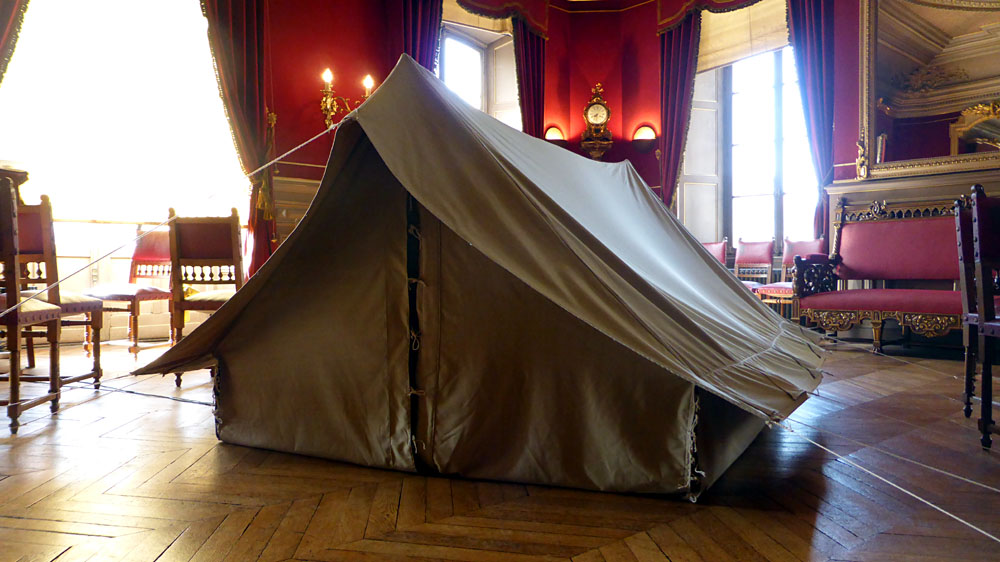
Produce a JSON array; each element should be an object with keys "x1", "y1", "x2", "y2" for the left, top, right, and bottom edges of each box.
[{"x1": 135, "y1": 54, "x2": 824, "y2": 496}]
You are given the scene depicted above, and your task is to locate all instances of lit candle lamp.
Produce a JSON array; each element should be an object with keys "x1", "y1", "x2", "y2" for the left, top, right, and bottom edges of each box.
[{"x1": 362, "y1": 74, "x2": 375, "y2": 98}]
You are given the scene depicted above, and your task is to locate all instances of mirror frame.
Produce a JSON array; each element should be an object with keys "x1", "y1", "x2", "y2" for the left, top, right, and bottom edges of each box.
[{"x1": 858, "y1": 0, "x2": 1000, "y2": 180}]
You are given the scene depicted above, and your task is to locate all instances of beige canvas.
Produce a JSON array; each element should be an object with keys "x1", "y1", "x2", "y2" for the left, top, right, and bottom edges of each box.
[{"x1": 136, "y1": 55, "x2": 824, "y2": 497}]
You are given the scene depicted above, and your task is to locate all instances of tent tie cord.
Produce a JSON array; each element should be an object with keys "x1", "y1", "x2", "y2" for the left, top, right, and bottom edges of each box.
[
  {"x1": 407, "y1": 277, "x2": 426, "y2": 287},
  {"x1": 407, "y1": 225, "x2": 422, "y2": 240},
  {"x1": 409, "y1": 330, "x2": 421, "y2": 351},
  {"x1": 408, "y1": 387, "x2": 425, "y2": 397}
]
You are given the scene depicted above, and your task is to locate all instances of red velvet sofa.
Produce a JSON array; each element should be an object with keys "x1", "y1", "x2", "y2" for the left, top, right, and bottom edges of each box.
[{"x1": 793, "y1": 198, "x2": 963, "y2": 352}]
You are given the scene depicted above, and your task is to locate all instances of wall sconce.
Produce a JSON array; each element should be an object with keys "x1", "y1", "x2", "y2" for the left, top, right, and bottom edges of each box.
[
  {"x1": 320, "y1": 68, "x2": 376, "y2": 128},
  {"x1": 632, "y1": 125, "x2": 657, "y2": 152},
  {"x1": 544, "y1": 126, "x2": 565, "y2": 140}
]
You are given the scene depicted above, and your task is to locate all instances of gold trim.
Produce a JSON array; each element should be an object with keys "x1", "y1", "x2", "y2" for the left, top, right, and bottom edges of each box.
[
  {"x1": 277, "y1": 160, "x2": 326, "y2": 168},
  {"x1": 859, "y1": 0, "x2": 1000, "y2": 180}
]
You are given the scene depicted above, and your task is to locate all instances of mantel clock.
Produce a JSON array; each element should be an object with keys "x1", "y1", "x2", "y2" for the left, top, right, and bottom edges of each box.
[{"x1": 582, "y1": 83, "x2": 612, "y2": 160}]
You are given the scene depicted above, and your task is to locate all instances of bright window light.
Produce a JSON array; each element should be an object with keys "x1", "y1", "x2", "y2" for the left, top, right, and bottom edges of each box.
[
  {"x1": 0, "y1": 0, "x2": 249, "y2": 223},
  {"x1": 441, "y1": 36, "x2": 484, "y2": 110}
]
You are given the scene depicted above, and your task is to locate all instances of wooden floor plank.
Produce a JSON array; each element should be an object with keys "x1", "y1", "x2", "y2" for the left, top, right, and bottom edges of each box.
[{"x1": 1, "y1": 343, "x2": 996, "y2": 562}]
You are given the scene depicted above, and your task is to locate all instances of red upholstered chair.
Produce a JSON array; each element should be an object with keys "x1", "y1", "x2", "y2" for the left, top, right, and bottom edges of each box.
[
  {"x1": 84, "y1": 228, "x2": 171, "y2": 356},
  {"x1": 168, "y1": 208, "x2": 243, "y2": 373},
  {"x1": 0, "y1": 178, "x2": 61, "y2": 433},
  {"x1": 702, "y1": 238, "x2": 728, "y2": 265},
  {"x1": 18, "y1": 195, "x2": 103, "y2": 388},
  {"x1": 734, "y1": 239, "x2": 774, "y2": 290},
  {"x1": 756, "y1": 237, "x2": 825, "y2": 317},
  {"x1": 966, "y1": 185, "x2": 1000, "y2": 448}
]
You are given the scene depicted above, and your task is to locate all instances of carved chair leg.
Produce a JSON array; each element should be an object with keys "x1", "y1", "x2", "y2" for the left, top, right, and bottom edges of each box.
[
  {"x1": 48, "y1": 320, "x2": 60, "y2": 412},
  {"x1": 174, "y1": 373, "x2": 183, "y2": 387},
  {"x1": 979, "y1": 332, "x2": 993, "y2": 449},
  {"x1": 7, "y1": 327, "x2": 20, "y2": 434},
  {"x1": 871, "y1": 319, "x2": 884, "y2": 354},
  {"x1": 83, "y1": 323, "x2": 93, "y2": 357},
  {"x1": 25, "y1": 333, "x2": 35, "y2": 369},
  {"x1": 90, "y1": 312, "x2": 102, "y2": 388},
  {"x1": 965, "y1": 325, "x2": 977, "y2": 418},
  {"x1": 129, "y1": 302, "x2": 140, "y2": 357}
]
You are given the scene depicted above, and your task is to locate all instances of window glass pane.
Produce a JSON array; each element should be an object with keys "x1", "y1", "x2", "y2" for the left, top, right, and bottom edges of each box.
[
  {"x1": 781, "y1": 45, "x2": 799, "y2": 85},
  {"x1": 783, "y1": 140, "x2": 818, "y2": 197},
  {"x1": 731, "y1": 50, "x2": 774, "y2": 94},
  {"x1": 442, "y1": 36, "x2": 484, "y2": 110},
  {"x1": 733, "y1": 195, "x2": 775, "y2": 242},
  {"x1": 782, "y1": 83, "x2": 808, "y2": 143},
  {"x1": 731, "y1": 90, "x2": 775, "y2": 145},
  {"x1": 732, "y1": 143, "x2": 775, "y2": 197},
  {"x1": 492, "y1": 108, "x2": 522, "y2": 130},
  {"x1": 783, "y1": 193, "x2": 817, "y2": 242}
]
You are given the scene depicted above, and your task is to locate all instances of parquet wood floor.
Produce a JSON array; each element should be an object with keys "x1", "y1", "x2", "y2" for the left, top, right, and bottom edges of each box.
[{"x1": 1, "y1": 341, "x2": 999, "y2": 561}]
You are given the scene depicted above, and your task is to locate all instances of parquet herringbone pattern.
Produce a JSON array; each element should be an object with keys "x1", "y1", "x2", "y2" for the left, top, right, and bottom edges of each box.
[{"x1": 2, "y1": 342, "x2": 1000, "y2": 561}]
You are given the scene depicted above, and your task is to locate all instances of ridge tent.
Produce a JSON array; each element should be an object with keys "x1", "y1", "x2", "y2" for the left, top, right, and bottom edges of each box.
[{"x1": 134, "y1": 54, "x2": 825, "y2": 497}]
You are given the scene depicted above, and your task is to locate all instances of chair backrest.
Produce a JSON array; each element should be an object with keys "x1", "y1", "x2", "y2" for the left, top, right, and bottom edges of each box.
[
  {"x1": 956, "y1": 192, "x2": 976, "y2": 317},
  {"x1": 779, "y1": 237, "x2": 825, "y2": 281},
  {"x1": 971, "y1": 184, "x2": 1000, "y2": 324},
  {"x1": 0, "y1": 178, "x2": 23, "y2": 318},
  {"x1": 168, "y1": 208, "x2": 244, "y2": 299},
  {"x1": 14, "y1": 194, "x2": 60, "y2": 305},
  {"x1": 734, "y1": 239, "x2": 774, "y2": 284},
  {"x1": 831, "y1": 197, "x2": 959, "y2": 281},
  {"x1": 702, "y1": 238, "x2": 728, "y2": 265},
  {"x1": 129, "y1": 228, "x2": 171, "y2": 283}
]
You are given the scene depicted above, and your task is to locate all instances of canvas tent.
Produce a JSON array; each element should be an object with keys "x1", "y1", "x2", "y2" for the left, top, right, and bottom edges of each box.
[{"x1": 135, "y1": 54, "x2": 825, "y2": 497}]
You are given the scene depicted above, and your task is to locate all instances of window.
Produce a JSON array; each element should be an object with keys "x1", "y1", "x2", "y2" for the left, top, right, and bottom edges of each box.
[
  {"x1": 726, "y1": 46, "x2": 817, "y2": 244},
  {"x1": 437, "y1": 23, "x2": 521, "y2": 130},
  {"x1": 0, "y1": 1, "x2": 249, "y2": 225}
]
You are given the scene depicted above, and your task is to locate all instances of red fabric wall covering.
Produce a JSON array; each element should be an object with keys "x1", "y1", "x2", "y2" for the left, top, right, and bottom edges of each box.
[
  {"x1": 888, "y1": 113, "x2": 958, "y2": 161},
  {"x1": 831, "y1": 0, "x2": 860, "y2": 182},
  {"x1": 541, "y1": 1, "x2": 660, "y2": 187},
  {"x1": 268, "y1": 0, "x2": 392, "y2": 179}
]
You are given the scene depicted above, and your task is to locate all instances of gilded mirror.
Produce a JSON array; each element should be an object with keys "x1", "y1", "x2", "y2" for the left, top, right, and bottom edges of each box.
[{"x1": 859, "y1": 0, "x2": 1000, "y2": 179}]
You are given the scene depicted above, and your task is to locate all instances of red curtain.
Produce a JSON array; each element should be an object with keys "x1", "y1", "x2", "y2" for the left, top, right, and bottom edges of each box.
[
  {"x1": 388, "y1": 0, "x2": 444, "y2": 71},
  {"x1": 202, "y1": 0, "x2": 275, "y2": 277},
  {"x1": 513, "y1": 17, "x2": 545, "y2": 138},
  {"x1": 788, "y1": 0, "x2": 835, "y2": 247},
  {"x1": 658, "y1": 11, "x2": 701, "y2": 208},
  {"x1": 0, "y1": 0, "x2": 29, "y2": 87}
]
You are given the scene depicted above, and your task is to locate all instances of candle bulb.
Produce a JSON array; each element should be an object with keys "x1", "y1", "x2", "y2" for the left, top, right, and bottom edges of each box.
[
  {"x1": 322, "y1": 68, "x2": 333, "y2": 87},
  {"x1": 362, "y1": 74, "x2": 374, "y2": 98}
]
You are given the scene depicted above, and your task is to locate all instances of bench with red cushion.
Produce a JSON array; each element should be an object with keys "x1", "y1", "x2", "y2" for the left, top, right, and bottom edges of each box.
[{"x1": 793, "y1": 198, "x2": 962, "y2": 352}]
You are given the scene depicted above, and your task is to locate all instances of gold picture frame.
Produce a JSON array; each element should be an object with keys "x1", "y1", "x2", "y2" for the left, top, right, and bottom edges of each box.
[{"x1": 857, "y1": 0, "x2": 1000, "y2": 180}]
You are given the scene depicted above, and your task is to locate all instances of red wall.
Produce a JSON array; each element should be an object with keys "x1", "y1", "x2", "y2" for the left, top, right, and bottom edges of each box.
[
  {"x1": 265, "y1": 0, "x2": 864, "y2": 189},
  {"x1": 832, "y1": 0, "x2": 861, "y2": 181},
  {"x1": 543, "y1": 1, "x2": 661, "y2": 187},
  {"x1": 269, "y1": 0, "x2": 393, "y2": 181}
]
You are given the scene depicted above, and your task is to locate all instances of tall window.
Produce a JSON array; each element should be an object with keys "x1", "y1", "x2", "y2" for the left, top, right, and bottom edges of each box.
[
  {"x1": 438, "y1": 23, "x2": 521, "y2": 130},
  {"x1": 727, "y1": 46, "x2": 817, "y2": 244},
  {"x1": 0, "y1": 0, "x2": 249, "y2": 227}
]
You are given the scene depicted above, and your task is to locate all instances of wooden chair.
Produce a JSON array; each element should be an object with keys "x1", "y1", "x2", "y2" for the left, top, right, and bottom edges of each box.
[
  {"x1": 0, "y1": 178, "x2": 62, "y2": 433},
  {"x1": 83, "y1": 228, "x2": 171, "y2": 357},
  {"x1": 734, "y1": 239, "x2": 774, "y2": 291},
  {"x1": 702, "y1": 238, "x2": 728, "y2": 265},
  {"x1": 966, "y1": 184, "x2": 1000, "y2": 448},
  {"x1": 18, "y1": 195, "x2": 103, "y2": 388},
  {"x1": 168, "y1": 208, "x2": 243, "y2": 384},
  {"x1": 956, "y1": 193, "x2": 977, "y2": 420},
  {"x1": 756, "y1": 237, "x2": 825, "y2": 318}
]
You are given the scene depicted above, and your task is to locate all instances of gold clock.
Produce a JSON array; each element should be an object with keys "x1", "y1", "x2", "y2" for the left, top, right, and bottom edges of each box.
[{"x1": 582, "y1": 83, "x2": 612, "y2": 160}]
